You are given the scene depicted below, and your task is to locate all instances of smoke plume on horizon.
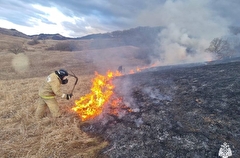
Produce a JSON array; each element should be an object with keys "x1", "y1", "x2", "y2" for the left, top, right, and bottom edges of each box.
[{"x1": 136, "y1": 0, "x2": 230, "y2": 65}]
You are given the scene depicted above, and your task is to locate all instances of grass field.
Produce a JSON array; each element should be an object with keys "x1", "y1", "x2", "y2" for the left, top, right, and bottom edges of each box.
[{"x1": 0, "y1": 33, "x2": 146, "y2": 157}]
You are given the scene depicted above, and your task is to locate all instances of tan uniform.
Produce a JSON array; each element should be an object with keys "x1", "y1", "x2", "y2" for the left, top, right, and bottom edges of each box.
[{"x1": 35, "y1": 72, "x2": 67, "y2": 119}]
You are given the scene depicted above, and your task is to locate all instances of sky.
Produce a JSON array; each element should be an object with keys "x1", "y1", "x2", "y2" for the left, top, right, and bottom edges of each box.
[{"x1": 0, "y1": 0, "x2": 240, "y2": 38}]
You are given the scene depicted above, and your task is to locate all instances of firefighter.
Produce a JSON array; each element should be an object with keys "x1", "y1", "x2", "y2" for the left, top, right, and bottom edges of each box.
[
  {"x1": 118, "y1": 65, "x2": 123, "y2": 73},
  {"x1": 35, "y1": 69, "x2": 73, "y2": 119}
]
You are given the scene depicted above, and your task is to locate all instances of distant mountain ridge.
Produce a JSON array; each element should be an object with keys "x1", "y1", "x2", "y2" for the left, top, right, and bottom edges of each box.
[
  {"x1": 79, "y1": 26, "x2": 164, "y2": 40},
  {"x1": 0, "y1": 28, "x2": 30, "y2": 39},
  {"x1": 0, "y1": 27, "x2": 72, "y2": 40},
  {"x1": 0, "y1": 26, "x2": 164, "y2": 58},
  {"x1": 0, "y1": 26, "x2": 164, "y2": 41},
  {"x1": 1, "y1": 25, "x2": 240, "y2": 41},
  {"x1": 34, "y1": 33, "x2": 71, "y2": 40}
]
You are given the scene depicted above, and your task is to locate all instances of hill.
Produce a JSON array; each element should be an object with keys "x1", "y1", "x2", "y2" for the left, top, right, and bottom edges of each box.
[
  {"x1": 1, "y1": 26, "x2": 240, "y2": 157},
  {"x1": 0, "y1": 26, "x2": 163, "y2": 41},
  {"x1": 0, "y1": 26, "x2": 163, "y2": 63},
  {"x1": 83, "y1": 60, "x2": 240, "y2": 157},
  {"x1": 0, "y1": 31, "x2": 148, "y2": 157},
  {"x1": 78, "y1": 26, "x2": 163, "y2": 46},
  {"x1": 0, "y1": 27, "x2": 70, "y2": 40},
  {"x1": 2, "y1": 50, "x2": 240, "y2": 157},
  {"x1": 0, "y1": 28, "x2": 30, "y2": 39}
]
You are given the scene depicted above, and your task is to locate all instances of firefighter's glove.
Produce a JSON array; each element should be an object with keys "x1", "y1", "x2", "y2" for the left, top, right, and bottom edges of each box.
[{"x1": 66, "y1": 94, "x2": 73, "y2": 100}]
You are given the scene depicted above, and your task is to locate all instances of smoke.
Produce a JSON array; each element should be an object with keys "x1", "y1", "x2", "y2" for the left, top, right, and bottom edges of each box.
[
  {"x1": 154, "y1": 23, "x2": 214, "y2": 65},
  {"x1": 110, "y1": 75, "x2": 175, "y2": 128},
  {"x1": 142, "y1": 87, "x2": 172, "y2": 101},
  {"x1": 136, "y1": 0, "x2": 229, "y2": 65}
]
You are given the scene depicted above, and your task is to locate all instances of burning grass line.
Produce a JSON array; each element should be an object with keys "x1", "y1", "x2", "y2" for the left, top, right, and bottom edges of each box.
[
  {"x1": 72, "y1": 71, "x2": 122, "y2": 121},
  {"x1": 72, "y1": 64, "x2": 157, "y2": 121}
]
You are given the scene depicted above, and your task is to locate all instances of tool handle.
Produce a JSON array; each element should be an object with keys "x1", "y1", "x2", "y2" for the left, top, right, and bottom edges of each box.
[{"x1": 68, "y1": 71, "x2": 78, "y2": 94}]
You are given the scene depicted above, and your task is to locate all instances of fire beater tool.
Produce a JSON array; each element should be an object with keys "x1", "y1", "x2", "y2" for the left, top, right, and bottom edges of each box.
[{"x1": 68, "y1": 70, "x2": 78, "y2": 94}]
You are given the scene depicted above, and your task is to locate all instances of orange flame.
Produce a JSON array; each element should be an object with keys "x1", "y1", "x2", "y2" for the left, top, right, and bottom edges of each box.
[
  {"x1": 72, "y1": 63, "x2": 159, "y2": 121},
  {"x1": 72, "y1": 71, "x2": 122, "y2": 121}
]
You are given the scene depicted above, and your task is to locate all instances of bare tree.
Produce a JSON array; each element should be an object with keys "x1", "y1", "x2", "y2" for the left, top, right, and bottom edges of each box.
[
  {"x1": 27, "y1": 37, "x2": 40, "y2": 45},
  {"x1": 205, "y1": 38, "x2": 233, "y2": 59},
  {"x1": 8, "y1": 42, "x2": 25, "y2": 54}
]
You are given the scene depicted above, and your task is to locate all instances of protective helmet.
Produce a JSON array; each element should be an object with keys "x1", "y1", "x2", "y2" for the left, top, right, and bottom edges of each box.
[{"x1": 55, "y1": 69, "x2": 68, "y2": 84}]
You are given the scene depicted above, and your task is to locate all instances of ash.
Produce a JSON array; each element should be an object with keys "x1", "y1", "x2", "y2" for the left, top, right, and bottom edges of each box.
[{"x1": 81, "y1": 60, "x2": 240, "y2": 158}]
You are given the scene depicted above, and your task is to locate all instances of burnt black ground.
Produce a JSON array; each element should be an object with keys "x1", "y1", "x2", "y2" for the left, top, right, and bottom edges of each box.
[{"x1": 81, "y1": 60, "x2": 240, "y2": 158}]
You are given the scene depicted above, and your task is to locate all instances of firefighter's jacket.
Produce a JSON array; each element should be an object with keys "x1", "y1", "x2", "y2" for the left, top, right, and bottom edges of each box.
[{"x1": 39, "y1": 72, "x2": 66, "y2": 99}]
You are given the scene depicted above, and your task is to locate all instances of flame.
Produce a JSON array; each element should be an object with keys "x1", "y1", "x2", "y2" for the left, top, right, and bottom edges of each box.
[
  {"x1": 72, "y1": 71, "x2": 122, "y2": 121},
  {"x1": 72, "y1": 63, "x2": 159, "y2": 121}
]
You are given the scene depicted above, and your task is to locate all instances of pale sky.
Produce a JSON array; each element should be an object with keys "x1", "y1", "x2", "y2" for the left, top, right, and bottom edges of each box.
[{"x1": 0, "y1": 0, "x2": 239, "y2": 38}]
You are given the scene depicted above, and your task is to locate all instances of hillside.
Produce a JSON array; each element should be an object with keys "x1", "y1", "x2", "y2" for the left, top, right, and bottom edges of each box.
[
  {"x1": 0, "y1": 27, "x2": 71, "y2": 40},
  {"x1": 0, "y1": 26, "x2": 163, "y2": 67},
  {"x1": 0, "y1": 26, "x2": 163, "y2": 42},
  {"x1": 0, "y1": 28, "x2": 30, "y2": 39},
  {"x1": 83, "y1": 60, "x2": 240, "y2": 157},
  {"x1": 1, "y1": 27, "x2": 240, "y2": 157},
  {"x1": 0, "y1": 33, "x2": 147, "y2": 157}
]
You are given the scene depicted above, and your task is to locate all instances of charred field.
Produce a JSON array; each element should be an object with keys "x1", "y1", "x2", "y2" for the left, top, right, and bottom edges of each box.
[{"x1": 81, "y1": 60, "x2": 240, "y2": 158}]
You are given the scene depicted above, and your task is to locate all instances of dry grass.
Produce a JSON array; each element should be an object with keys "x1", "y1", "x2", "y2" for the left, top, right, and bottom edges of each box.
[
  {"x1": 0, "y1": 76, "x2": 109, "y2": 158},
  {"x1": 0, "y1": 33, "x2": 146, "y2": 157}
]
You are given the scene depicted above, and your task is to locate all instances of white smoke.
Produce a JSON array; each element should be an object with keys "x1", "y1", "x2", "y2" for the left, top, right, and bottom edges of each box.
[
  {"x1": 136, "y1": 0, "x2": 229, "y2": 65},
  {"x1": 155, "y1": 23, "x2": 214, "y2": 65},
  {"x1": 142, "y1": 87, "x2": 172, "y2": 101}
]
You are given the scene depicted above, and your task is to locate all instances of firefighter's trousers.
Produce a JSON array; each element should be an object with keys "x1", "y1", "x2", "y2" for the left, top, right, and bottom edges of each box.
[{"x1": 35, "y1": 97, "x2": 61, "y2": 119}]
